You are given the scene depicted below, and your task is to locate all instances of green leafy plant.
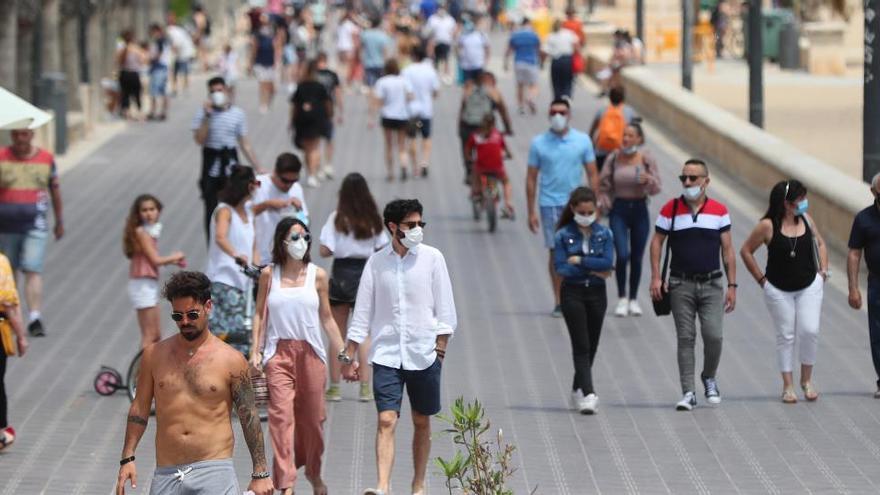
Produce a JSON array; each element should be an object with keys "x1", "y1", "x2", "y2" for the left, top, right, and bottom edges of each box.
[{"x1": 435, "y1": 397, "x2": 533, "y2": 495}]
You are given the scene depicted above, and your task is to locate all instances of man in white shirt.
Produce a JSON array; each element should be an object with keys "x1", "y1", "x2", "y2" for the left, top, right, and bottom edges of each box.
[
  {"x1": 456, "y1": 16, "x2": 489, "y2": 83},
  {"x1": 341, "y1": 199, "x2": 457, "y2": 495},
  {"x1": 251, "y1": 153, "x2": 309, "y2": 263},
  {"x1": 426, "y1": 7, "x2": 457, "y2": 84},
  {"x1": 401, "y1": 47, "x2": 440, "y2": 178},
  {"x1": 166, "y1": 14, "x2": 196, "y2": 94}
]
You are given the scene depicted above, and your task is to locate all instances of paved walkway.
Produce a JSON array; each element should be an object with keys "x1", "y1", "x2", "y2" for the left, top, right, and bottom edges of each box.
[{"x1": 1, "y1": 35, "x2": 880, "y2": 495}]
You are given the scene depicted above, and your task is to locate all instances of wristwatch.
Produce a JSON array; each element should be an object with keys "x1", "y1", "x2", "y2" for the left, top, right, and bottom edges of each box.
[{"x1": 337, "y1": 349, "x2": 352, "y2": 365}]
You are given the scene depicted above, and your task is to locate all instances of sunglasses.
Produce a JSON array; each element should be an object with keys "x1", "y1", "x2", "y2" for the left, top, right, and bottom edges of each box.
[
  {"x1": 278, "y1": 176, "x2": 298, "y2": 185},
  {"x1": 549, "y1": 110, "x2": 569, "y2": 116},
  {"x1": 170, "y1": 309, "x2": 202, "y2": 322},
  {"x1": 399, "y1": 221, "x2": 426, "y2": 229},
  {"x1": 289, "y1": 232, "x2": 311, "y2": 242},
  {"x1": 678, "y1": 174, "x2": 706, "y2": 183}
]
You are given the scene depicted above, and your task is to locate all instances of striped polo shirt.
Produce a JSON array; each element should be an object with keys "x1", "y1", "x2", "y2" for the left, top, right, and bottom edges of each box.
[
  {"x1": 0, "y1": 147, "x2": 57, "y2": 234},
  {"x1": 191, "y1": 105, "x2": 248, "y2": 176},
  {"x1": 655, "y1": 196, "x2": 731, "y2": 274}
]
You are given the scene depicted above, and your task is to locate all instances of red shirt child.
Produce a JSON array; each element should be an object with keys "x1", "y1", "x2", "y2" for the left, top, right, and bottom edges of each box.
[{"x1": 466, "y1": 128, "x2": 509, "y2": 179}]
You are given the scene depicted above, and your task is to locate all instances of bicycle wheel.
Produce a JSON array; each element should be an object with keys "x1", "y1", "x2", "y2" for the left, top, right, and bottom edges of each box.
[
  {"x1": 126, "y1": 349, "x2": 144, "y2": 402},
  {"x1": 485, "y1": 185, "x2": 498, "y2": 233}
]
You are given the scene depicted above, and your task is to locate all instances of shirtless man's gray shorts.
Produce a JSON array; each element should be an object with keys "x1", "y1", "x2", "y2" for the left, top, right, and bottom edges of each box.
[{"x1": 150, "y1": 459, "x2": 240, "y2": 494}]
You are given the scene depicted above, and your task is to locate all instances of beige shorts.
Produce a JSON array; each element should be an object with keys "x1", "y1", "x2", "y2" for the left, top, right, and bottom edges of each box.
[{"x1": 253, "y1": 64, "x2": 275, "y2": 83}]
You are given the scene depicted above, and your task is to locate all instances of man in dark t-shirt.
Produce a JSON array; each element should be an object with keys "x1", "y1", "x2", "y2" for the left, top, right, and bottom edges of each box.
[
  {"x1": 314, "y1": 52, "x2": 342, "y2": 181},
  {"x1": 846, "y1": 174, "x2": 880, "y2": 397},
  {"x1": 290, "y1": 60, "x2": 332, "y2": 188}
]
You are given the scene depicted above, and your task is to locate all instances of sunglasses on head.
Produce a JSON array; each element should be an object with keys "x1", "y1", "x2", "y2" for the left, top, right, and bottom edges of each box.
[
  {"x1": 289, "y1": 232, "x2": 310, "y2": 242},
  {"x1": 399, "y1": 221, "x2": 426, "y2": 229},
  {"x1": 678, "y1": 174, "x2": 705, "y2": 183},
  {"x1": 170, "y1": 309, "x2": 202, "y2": 322}
]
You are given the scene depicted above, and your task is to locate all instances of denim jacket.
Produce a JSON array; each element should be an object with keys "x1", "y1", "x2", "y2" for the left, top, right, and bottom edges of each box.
[{"x1": 553, "y1": 221, "x2": 614, "y2": 286}]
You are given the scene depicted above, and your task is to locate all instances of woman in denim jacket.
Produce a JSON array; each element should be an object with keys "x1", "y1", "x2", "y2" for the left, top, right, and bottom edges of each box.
[{"x1": 553, "y1": 187, "x2": 614, "y2": 415}]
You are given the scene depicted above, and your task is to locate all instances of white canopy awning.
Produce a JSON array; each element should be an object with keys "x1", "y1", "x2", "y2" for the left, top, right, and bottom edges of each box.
[{"x1": 0, "y1": 86, "x2": 53, "y2": 130}]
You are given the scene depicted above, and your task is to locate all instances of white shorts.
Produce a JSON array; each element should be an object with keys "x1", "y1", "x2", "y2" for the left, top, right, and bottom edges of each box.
[
  {"x1": 128, "y1": 278, "x2": 159, "y2": 309},
  {"x1": 253, "y1": 64, "x2": 275, "y2": 83}
]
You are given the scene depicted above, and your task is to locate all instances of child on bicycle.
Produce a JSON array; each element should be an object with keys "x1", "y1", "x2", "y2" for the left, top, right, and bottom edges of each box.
[
  {"x1": 465, "y1": 114, "x2": 515, "y2": 218},
  {"x1": 122, "y1": 194, "x2": 186, "y2": 348}
]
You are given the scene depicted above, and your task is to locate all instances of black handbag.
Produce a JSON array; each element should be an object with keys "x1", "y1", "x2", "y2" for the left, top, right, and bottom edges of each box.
[{"x1": 653, "y1": 199, "x2": 677, "y2": 316}]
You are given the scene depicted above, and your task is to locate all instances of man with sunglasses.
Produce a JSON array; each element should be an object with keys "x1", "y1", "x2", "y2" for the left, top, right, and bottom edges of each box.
[
  {"x1": 527, "y1": 98, "x2": 599, "y2": 318},
  {"x1": 339, "y1": 199, "x2": 457, "y2": 495},
  {"x1": 116, "y1": 271, "x2": 273, "y2": 495},
  {"x1": 252, "y1": 152, "x2": 310, "y2": 265},
  {"x1": 649, "y1": 159, "x2": 737, "y2": 411}
]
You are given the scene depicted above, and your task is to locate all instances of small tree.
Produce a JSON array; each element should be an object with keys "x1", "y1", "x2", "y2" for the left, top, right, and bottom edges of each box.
[{"x1": 435, "y1": 397, "x2": 533, "y2": 495}]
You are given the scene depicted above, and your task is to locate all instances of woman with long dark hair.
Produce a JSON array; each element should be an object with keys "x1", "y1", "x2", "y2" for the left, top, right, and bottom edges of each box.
[
  {"x1": 319, "y1": 173, "x2": 389, "y2": 402},
  {"x1": 205, "y1": 165, "x2": 259, "y2": 355},
  {"x1": 250, "y1": 217, "x2": 344, "y2": 495},
  {"x1": 741, "y1": 180, "x2": 829, "y2": 403},
  {"x1": 291, "y1": 60, "x2": 333, "y2": 188},
  {"x1": 598, "y1": 122, "x2": 662, "y2": 317},
  {"x1": 553, "y1": 187, "x2": 614, "y2": 415}
]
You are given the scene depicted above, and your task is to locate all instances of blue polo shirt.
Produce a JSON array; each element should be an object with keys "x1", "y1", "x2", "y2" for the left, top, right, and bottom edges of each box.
[
  {"x1": 527, "y1": 128, "x2": 596, "y2": 207},
  {"x1": 508, "y1": 28, "x2": 541, "y2": 66}
]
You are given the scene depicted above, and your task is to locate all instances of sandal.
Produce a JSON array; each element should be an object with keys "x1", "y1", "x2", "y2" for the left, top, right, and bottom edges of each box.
[
  {"x1": 801, "y1": 382, "x2": 819, "y2": 401},
  {"x1": 0, "y1": 426, "x2": 15, "y2": 451},
  {"x1": 782, "y1": 389, "x2": 798, "y2": 404}
]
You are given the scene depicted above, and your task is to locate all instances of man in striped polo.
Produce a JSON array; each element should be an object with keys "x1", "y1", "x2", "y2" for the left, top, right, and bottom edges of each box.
[
  {"x1": 192, "y1": 76, "x2": 262, "y2": 239},
  {"x1": 649, "y1": 158, "x2": 737, "y2": 411},
  {"x1": 0, "y1": 129, "x2": 65, "y2": 337}
]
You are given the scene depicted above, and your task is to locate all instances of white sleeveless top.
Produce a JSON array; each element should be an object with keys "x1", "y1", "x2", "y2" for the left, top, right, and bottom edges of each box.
[
  {"x1": 206, "y1": 203, "x2": 255, "y2": 290},
  {"x1": 262, "y1": 263, "x2": 326, "y2": 365}
]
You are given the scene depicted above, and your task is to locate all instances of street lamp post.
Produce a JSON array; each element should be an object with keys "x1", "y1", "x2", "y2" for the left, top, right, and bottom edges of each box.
[
  {"x1": 682, "y1": 0, "x2": 693, "y2": 90},
  {"x1": 865, "y1": 0, "x2": 880, "y2": 182},
  {"x1": 636, "y1": 0, "x2": 644, "y2": 50},
  {"x1": 748, "y1": 0, "x2": 763, "y2": 128}
]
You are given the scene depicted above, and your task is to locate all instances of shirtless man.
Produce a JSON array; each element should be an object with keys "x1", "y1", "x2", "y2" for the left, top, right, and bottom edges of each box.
[{"x1": 115, "y1": 271, "x2": 273, "y2": 495}]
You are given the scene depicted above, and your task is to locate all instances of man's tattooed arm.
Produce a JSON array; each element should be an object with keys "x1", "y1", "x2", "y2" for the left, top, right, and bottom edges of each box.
[{"x1": 232, "y1": 369, "x2": 268, "y2": 471}]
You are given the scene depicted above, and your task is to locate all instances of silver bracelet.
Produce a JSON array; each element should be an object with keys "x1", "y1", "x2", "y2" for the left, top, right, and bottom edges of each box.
[{"x1": 251, "y1": 471, "x2": 271, "y2": 480}]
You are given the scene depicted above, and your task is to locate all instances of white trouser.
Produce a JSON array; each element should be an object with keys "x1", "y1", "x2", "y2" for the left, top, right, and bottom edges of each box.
[{"x1": 763, "y1": 274, "x2": 824, "y2": 373}]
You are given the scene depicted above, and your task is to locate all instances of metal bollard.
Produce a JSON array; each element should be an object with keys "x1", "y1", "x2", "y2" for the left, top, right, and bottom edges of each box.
[
  {"x1": 778, "y1": 22, "x2": 800, "y2": 70},
  {"x1": 36, "y1": 72, "x2": 68, "y2": 154}
]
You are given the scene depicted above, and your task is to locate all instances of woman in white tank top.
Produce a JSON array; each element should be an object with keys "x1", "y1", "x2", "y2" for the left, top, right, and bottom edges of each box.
[
  {"x1": 206, "y1": 165, "x2": 258, "y2": 356},
  {"x1": 250, "y1": 217, "x2": 344, "y2": 495}
]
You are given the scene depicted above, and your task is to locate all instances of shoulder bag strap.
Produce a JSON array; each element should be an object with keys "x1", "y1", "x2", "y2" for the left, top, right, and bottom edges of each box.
[
  {"x1": 661, "y1": 199, "x2": 677, "y2": 283},
  {"x1": 803, "y1": 216, "x2": 822, "y2": 272},
  {"x1": 260, "y1": 265, "x2": 272, "y2": 335}
]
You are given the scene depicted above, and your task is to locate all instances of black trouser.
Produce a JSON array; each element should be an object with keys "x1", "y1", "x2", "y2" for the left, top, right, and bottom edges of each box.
[
  {"x1": 200, "y1": 147, "x2": 239, "y2": 241},
  {"x1": 459, "y1": 123, "x2": 479, "y2": 177},
  {"x1": 550, "y1": 55, "x2": 574, "y2": 100},
  {"x1": 560, "y1": 283, "x2": 607, "y2": 395},
  {"x1": 119, "y1": 70, "x2": 142, "y2": 111},
  {"x1": 1, "y1": 351, "x2": 7, "y2": 428}
]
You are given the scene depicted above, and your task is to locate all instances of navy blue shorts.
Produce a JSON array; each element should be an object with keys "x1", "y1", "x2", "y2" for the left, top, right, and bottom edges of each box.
[
  {"x1": 373, "y1": 358, "x2": 442, "y2": 416},
  {"x1": 406, "y1": 118, "x2": 432, "y2": 138}
]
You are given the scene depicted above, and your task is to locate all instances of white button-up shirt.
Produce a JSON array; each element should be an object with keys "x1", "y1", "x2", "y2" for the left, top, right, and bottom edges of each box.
[{"x1": 348, "y1": 243, "x2": 457, "y2": 371}]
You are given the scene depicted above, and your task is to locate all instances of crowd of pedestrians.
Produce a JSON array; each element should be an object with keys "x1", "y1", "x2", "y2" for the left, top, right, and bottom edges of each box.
[{"x1": 3, "y1": 0, "x2": 880, "y2": 493}]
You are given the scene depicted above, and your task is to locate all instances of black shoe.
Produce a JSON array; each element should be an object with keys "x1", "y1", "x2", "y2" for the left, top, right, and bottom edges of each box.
[
  {"x1": 400, "y1": 168, "x2": 408, "y2": 182},
  {"x1": 28, "y1": 319, "x2": 45, "y2": 337},
  {"x1": 421, "y1": 167, "x2": 428, "y2": 178}
]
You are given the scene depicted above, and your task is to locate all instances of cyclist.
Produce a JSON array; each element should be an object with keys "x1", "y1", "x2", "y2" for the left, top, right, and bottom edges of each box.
[
  {"x1": 465, "y1": 114, "x2": 514, "y2": 219},
  {"x1": 457, "y1": 71, "x2": 512, "y2": 184}
]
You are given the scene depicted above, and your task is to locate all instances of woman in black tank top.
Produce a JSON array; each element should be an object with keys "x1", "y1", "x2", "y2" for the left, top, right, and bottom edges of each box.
[{"x1": 741, "y1": 180, "x2": 829, "y2": 404}]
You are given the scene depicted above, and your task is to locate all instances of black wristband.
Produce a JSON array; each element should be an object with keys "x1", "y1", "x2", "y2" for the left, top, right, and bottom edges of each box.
[
  {"x1": 251, "y1": 471, "x2": 271, "y2": 479},
  {"x1": 120, "y1": 456, "x2": 135, "y2": 466},
  {"x1": 728, "y1": 283, "x2": 738, "y2": 288}
]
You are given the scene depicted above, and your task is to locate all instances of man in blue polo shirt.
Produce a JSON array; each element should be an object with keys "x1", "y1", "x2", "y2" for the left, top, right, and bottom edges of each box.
[
  {"x1": 847, "y1": 173, "x2": 880, "y2": 398},
  {"x1": 504, "y1": 18, "x2": 542, "y2": 115},
  {"x1": 649, "y1": 159, "x2": 737, "y2": 411},
  {"x1": 527, "y1": 98, "x2": 598, "y2": 318}
]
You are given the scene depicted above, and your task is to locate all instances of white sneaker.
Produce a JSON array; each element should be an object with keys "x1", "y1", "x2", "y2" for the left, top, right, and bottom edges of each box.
[
  {"x1": 628, "y1": 299, "x2": 643, "y2": 316},
  {"x1": 676, "y1": 391, "x2": 697, "y2": 411},
  {"x1": 614, "y1": 299, "x2": 629, "y2": 317},
  {"x1": 579, "y1": 393, "x2": 599, "y2": 415},
  {"x1": 316, "y1": 169, "x2": 329, "y2": 181},
  {"x1": 321, "y1": 166, "x2": 334, "y2": 180},
  {"x1": 306, "y1": 176, "x2": 320, "y2": 188},
  {"x1": 570, "y1": 389, "x2": 584, "y2": 411}
]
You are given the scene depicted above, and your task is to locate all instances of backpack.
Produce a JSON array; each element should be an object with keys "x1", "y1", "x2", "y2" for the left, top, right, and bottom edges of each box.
[
  {"x1": 595, "y1": 104, "x2": 626, "y2": 152},
  {"x1": 461, "y1": 87, "x2": 494, "y2": 127}
]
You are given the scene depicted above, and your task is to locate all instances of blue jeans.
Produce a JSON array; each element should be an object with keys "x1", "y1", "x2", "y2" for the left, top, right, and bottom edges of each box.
[
  {"x1": 868, "y1": 276, "x2": 880, "y2": 387},
  {"x1": 609, "y1": 198, "x2": 650, "y2": 299}
]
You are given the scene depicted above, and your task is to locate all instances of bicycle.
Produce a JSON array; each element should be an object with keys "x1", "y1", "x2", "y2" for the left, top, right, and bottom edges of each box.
[{"x1": 471, "y1": 172, "x2": 513, "y2": 233}]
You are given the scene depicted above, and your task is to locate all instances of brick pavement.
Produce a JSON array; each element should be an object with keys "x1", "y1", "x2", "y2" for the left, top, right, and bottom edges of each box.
[{"x1": 1, "y1": 34, "x2": 879, "y2": 495}]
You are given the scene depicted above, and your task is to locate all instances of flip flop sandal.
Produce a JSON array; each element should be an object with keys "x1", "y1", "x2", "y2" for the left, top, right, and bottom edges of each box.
[
  {"x1": 782, "y1": 389, "x2": 798, "y2": 404},
  {"x1": 0, "y1": 428, "x2": 15, "y2": 451},
  {"x1": 802, "y1": 382, "x2": 819, "y2": 401}
]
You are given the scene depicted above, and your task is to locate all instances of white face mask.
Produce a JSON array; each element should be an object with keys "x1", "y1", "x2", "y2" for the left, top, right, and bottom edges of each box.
[
  {"x1": 399, "y1": 226, "x2": 423, "y2": 249},
  {"x1": 143, "y1": 222, "x2": 162, "y2": 238},
  {"x1": 286, "y1": 238, "x2": 308, "y2": 260},
  {"x1": 210, "y1": 90, "x2": 227, "y2": 108},
  {"x1": 574, "y1": 213, "x2": 597, "y2": 227},
  {"x1": 550, "y1": 113, "x2": 568, "y2": 132},
  {"x1": 683, "y1": 185, "x2": 703, "y2": 201},
  {"x1": 621, "y1": 145, "x2": 639, "y2": 155}
]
